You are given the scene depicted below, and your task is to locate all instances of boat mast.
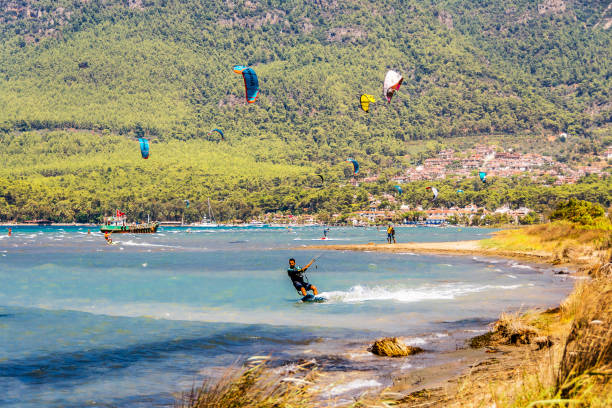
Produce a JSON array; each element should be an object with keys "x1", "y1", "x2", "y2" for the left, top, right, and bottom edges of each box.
[{"x1": 208, "y1": 198, "x2": 217, "y2": 224}]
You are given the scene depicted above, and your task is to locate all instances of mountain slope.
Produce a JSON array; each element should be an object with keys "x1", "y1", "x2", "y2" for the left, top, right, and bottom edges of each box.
[{"x1": 0, "y1": 0, "x2": 610, "y2": 221}]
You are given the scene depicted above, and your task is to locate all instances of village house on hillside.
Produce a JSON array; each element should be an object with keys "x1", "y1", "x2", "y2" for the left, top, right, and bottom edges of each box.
[
  {"x1": 332, "y1": 203, "x2": 534, "y2": 226},
  {"x1": 395, "y1": 144, "x2": 607, "y2": 184}
]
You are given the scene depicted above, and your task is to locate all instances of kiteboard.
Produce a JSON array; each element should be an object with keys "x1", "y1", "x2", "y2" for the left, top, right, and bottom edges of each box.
[{"x1": 301, "y1": 294, "x2": 325, "y2": 303}]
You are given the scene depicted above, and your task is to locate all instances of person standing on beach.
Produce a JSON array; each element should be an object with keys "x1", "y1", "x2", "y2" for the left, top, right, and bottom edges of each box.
[
  {"x1": 387, "y1": 224, "x2": 396, "y2": 244},
  {"x1": 287, "y1": 258, "x2": 318, "y2": 297}
]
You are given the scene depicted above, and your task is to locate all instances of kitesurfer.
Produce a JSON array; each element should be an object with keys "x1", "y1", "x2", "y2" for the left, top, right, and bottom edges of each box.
[
  {"x1": 7, "y1": 228, "x2": 11, "y2": 237},
  {"x1": 287, "y1": 258, "x2": 318, "y2": 297},
  {"x1": 104, "y1": 231, "x2": 112, "y2": 244},
  {"x1": 323, "y1": 228, "x2": 329, "y2": 238}
]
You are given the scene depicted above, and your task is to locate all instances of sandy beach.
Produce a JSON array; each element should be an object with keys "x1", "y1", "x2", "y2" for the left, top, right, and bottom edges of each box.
[{"x1": 302, "y1": 240, "x2": 554, "y2": 263}]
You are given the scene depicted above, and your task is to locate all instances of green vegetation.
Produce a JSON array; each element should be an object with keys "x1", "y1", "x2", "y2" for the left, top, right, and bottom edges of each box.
[
  {"x1": 482, "y1": 220, "x2": 612, "y2": 263},
  {"x1": 550, "y1": 197, "x2": 607, "y2": 226},
  {"x1": 0, "y1": 1, "x2": 610, "y2": 221},
  {"x1": 0, "y1": 130, "x2": 609, "y2": 222}
]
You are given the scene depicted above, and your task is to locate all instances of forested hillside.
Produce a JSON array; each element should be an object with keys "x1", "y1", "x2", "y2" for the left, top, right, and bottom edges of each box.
[{"x1": 0, "y1": 0, "x2": 610, "y2": 222}]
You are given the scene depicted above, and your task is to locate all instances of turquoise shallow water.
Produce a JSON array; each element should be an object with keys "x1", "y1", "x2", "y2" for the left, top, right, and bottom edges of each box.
[{"x1": 0, "y1": 226, "x2": 574, "y2": 407}]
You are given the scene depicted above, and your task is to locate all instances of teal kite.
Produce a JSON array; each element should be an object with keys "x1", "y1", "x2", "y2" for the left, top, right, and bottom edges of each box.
[
  {"x1": 138, "y1": 138, "x2": 149, "y2": 159},
  {"x1": 233, "y1": 65, "x2": 259, "y2": 103},
  {"x1": 346, "y1": 159, "x2": 359, "y2": 174}
]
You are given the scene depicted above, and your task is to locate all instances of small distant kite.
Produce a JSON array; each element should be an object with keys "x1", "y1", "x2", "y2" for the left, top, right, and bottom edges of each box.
[
  {"x1": 233, "y1": 65, "x2": 259, "y2": 103},
  {"x1": 346, "y1": 158, "x2": 359, "y2": 175},
  {"x1": 479, "y1": 171, "x2": 487, "y2": 183},
  {"x1": 394, "y1": 185, "x2": 403, "y2": 195},
  {"x1": 383, "y1": 70, "x2": 403, "y2": 103},
  {"x1": 359, "y1": 94, "x2": 376, "y2": 113},
  {"x1": 138, "y1": 138, "x2": 150, "y2": 159},
  {"x1": 209, "y1": 128, "x2": 225, "y2": 140},
  {"x1": 456, "y1": 189, "x2": 464, "y2": 193},
  {"x1": 184, "y1": 200, "x2": 190, "y2": 208},
  {"x1": 426, "y1": 186, "x2": 439, "y2": 200}
]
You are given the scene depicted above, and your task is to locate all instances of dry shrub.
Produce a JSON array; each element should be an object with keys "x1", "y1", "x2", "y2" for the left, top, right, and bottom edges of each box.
[
  {"x1": 469, "y1": 330, "x2": 495, "y2": 348},
  {"x1": 493, "y1": 312, "x2": 540, "y2": 345},
  {"x1": 176, "y1": 359, "x2": 317, "y2": 408},
  {"x1": 533, "y1": 335, "x2": 554, "y2": 350},
  {"x1": 368, "y1": 337, "x2": 424, "y2": 357},
  {"x1": 556, "y1": 263, "x2": 612, "y2": 399}
]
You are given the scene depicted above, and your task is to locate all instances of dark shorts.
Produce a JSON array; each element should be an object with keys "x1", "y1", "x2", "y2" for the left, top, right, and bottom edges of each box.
[{"x1": 292, "y1": 281, "x2": 312, "y2": 291}]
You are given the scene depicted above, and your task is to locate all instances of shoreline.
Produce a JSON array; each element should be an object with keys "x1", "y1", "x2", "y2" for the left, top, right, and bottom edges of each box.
[
  {"x1": 288, "y1": 236, "x2": 594, "y2": 405},
  {"x1": 290, "y1": 226, "x2": 608, "y2": 406},
  {"x1": 299, "y1": 240, "x2": 562, "y2": 265}
]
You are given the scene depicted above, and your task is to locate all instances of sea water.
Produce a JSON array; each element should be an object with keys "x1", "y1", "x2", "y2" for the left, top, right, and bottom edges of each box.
[{"x1": 0, "y1": 226, "x2": 574, "y2": 407}]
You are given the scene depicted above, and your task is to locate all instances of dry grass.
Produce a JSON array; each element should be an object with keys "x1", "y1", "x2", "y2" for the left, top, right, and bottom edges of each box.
[
  {"x1": 368, "y1": 337, "x2": 424, "y2": 357},
  {"x1": 493, "y1": 312, "x2": 541, "y2": 345},
  {"x1": 493, "y1": 260, "x2": 612, "y2": 408},
  {"x1": 175, "y1": 358, "x2": 318, "y2": 408},
  {"x1": 481, "y1": 221, "x2": 612, "y2": 264},
  {"x1": 555, "y1": 261, "x2": 612, "y2": 406},
  {"x1": 469, "y1": 311, "x2": 548, "y2": 349}
]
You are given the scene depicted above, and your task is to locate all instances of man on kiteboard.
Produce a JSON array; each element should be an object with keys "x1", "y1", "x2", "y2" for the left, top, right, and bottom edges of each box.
[{"x1": 287, "y1": 258, "x2": 318, "y2": 297}]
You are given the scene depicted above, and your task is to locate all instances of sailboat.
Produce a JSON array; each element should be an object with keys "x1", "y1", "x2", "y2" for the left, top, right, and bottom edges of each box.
[{"x1": 191, "y1": 198, "x2": 218, "y2": 227}]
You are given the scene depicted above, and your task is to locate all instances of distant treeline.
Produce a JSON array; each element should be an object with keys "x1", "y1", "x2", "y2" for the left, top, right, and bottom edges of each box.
[{"x1": 0, "y1": 131, "x2": 609, "y2": 223}]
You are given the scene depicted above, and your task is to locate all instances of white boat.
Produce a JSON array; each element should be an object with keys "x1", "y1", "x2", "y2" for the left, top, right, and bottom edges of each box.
[{"x1": 190, "y1": 198, "x2": 219, "y2": 227}]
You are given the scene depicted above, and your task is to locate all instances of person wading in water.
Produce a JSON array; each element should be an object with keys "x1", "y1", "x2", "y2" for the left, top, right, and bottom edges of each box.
[{"x1": 287, "y1": 258, "x2": 318, "y2": 297}]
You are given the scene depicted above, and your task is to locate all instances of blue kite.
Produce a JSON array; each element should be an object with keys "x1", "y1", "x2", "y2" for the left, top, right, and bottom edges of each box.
[
  {"x1": 138, "y1": 138, "x2": 150, "y2": 159},
  {"x1": 346, "y1": 158, "x2": 359, "y2": 174},
  {"x1": 233, "y1": 65, "x2": 259, "y2": 103}
]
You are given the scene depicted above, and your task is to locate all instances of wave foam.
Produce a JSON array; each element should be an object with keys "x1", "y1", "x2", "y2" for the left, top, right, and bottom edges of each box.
[
  {"x1": 121, "y1": 240, "x2": 179, "y2": 248},
  {"x1": 293, "y1": 238, "x2": 350, "y2": 241},
  {"x1": 328, "y1": 379, "x2": 382, "y2": 396},
  {"x1": 319, "y1": 283, "x2": 522, "y2": 304},
  {"x1": 511, "y1": 263, "x2": 533, "y2": 270}
]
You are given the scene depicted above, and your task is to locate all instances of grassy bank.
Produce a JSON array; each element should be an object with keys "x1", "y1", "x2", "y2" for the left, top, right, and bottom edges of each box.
[{"x1": 482, "y1": 221, "x2": 612, "y2": 265}]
